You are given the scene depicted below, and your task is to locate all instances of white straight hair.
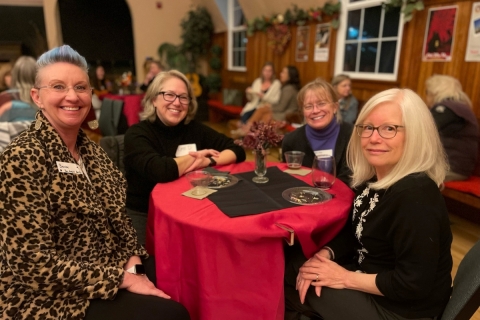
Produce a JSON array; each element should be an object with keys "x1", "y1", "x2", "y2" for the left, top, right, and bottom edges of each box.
[{"x1": 347, "y1": 88, "x2": 448, "y2": 190}]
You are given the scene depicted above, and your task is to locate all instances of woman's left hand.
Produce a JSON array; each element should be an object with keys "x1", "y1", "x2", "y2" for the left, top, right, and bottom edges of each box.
[
  {"x1": 186, "y1": 149, "x2": 220, "y2": 172},
  {"x1": 297, "y1": 255, "x2": 349, "y2": 303}
]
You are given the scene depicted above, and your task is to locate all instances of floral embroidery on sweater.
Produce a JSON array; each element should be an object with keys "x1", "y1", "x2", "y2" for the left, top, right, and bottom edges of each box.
[{"x1": 352, "y1": 186, "x2": 379, "y2": 264}]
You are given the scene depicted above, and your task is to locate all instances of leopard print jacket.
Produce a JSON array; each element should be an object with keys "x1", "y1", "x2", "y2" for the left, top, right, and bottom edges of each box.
[{"x1": 0, "y1": 112, "x2": 147, "y2": 319}]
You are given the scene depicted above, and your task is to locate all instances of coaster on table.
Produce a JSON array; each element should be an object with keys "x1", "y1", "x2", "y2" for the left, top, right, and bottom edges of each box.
[
  {"x1": 182, "y1": 187, "x2": 217, "y2": 200},
  {"x1": 284, "y1": 168, "x2": 311, "y2": 176}
]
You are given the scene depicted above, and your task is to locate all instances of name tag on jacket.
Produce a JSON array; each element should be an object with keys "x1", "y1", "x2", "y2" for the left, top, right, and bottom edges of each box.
[
  {"x1": 56, "y1": 161, "x2": 82, "y2": 174},
  {"x1": 176, "y1": 144, "x2": 197, "y2": 157},
  {"x1": 314, "y1": 149, "x2": 333, "y2": 157}
]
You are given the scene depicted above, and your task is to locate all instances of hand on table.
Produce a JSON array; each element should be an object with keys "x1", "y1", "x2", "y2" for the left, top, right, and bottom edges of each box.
[
  {"x1": 120, "y1": 271, "x2": 171, "y2": 299},
  {"x1": 185, "y1": 149, "x2": 220, "y2": 172}
]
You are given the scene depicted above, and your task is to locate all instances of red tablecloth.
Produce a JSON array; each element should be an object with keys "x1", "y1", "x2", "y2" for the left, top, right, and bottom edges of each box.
[
  {"x1": 103, "y1": 93, "x2": 144, "y2": 126},
  {"x1": 146, "y1": 162, "x2": 354, "y2": 320}
]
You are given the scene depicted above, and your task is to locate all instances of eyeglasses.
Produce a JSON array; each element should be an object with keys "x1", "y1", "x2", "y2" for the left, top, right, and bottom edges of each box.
[
  {"x1": 157, "y1": 91, "x2": 190, "y2": 105},
  {"x1": 35, "y1": 84, "x2": 92, "y2": 95},
  {"x1": 303, "y1": 101, "x2": 331, "y2": 111},
  {"x1": 355, "y1": 124, "x2": 404, "y2": 139}
]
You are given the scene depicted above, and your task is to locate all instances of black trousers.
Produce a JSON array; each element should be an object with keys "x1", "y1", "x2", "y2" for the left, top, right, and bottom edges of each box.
[
  {"x1": 85, "y1": 257, "x2": 190, "y2": 320},
  {"x1": 284, "y1": 247, "x2": 432, "y2": 320}
]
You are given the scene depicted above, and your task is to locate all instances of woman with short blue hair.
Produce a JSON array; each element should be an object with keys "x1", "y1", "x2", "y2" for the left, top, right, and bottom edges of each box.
[{"x1": 0, "y1": 45, "x2": 190, "y2": 320}]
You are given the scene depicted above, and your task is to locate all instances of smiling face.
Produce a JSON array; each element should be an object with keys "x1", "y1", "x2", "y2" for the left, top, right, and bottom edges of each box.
[
  {"x1": 31, "y1": 62, "x2": 91, "y2": 135},
  {"x1": 154, "y1": 76, "x2": 189, "y2": 126},
  {"x1": 303, "y1": 89, "x2": 338, "y2": 130},
  {"x1": 360, "y1": 102, "x2": 405, "y2": 180},
  {"x1": 335, "y1": 79, "x2": 351, "y2": 99}
]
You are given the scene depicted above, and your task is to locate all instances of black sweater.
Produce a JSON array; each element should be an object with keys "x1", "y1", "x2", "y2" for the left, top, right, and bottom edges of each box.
[
  {"x1": 124, "y1": 117, "x2": 246, "y2": 212},
  {"x1": 328, "y1": 173, "x2": 453, "y2": 318}
]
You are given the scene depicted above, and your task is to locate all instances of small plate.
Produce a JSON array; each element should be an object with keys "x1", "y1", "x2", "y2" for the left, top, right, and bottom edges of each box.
[
  {"x1": 208, "y1": 174, "x2": 239, "y2": 189},
  {"x1": 282, "y1": 187, "x2": 332, "y2": 205}
]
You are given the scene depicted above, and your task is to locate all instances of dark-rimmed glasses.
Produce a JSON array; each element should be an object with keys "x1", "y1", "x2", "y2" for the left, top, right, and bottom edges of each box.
[
  {"x1": 157, "y1": 91, "x2": 190, "y2": 105},
  {"x1": 355, "y1": 124, "x2": 404, "y2": 139},
  {"x1": 35, "y1": 84, "x2": 92, "y2": 95}
]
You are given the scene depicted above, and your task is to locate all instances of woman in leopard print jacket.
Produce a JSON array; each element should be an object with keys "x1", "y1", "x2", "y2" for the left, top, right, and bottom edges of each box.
[{"x1": 0, "y1": 45, "x2": 189, "y2": 320}]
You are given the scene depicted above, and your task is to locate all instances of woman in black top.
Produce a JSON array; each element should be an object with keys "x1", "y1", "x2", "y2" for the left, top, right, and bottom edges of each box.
[
  {"x1": 285, "y1": 89, "x2": 453, "y2": 320},
  {"x1": 124, "y1": 70, "x2": 246, "y2": 243},
  {"x1": 425, "y1": 75, "x2": 479, "y2": 181}
]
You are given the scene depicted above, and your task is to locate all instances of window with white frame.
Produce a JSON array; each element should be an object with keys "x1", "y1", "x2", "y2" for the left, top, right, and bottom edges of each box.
[
  {"x1": 228, "y1": 0, "x2": 247, "y2": 71},
  {"x1": 334, "y1": 0, "x2": 403, "y2": 81}
]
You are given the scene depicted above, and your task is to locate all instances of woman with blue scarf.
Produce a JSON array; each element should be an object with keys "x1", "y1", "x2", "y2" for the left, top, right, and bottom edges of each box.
[{"x1": 282, "y1": 78, "x2": 353, "y2": 185}]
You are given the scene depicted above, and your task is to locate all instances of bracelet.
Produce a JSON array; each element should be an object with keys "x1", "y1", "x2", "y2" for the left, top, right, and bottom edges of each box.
[{"x1": 322, "y1": 246, "x2": 335, "y2": 260}]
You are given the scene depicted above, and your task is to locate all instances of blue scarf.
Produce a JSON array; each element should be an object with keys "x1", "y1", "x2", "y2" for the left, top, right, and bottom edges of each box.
[{"x1": 305, "y1": 118, "x2": 340, "y2": 155}]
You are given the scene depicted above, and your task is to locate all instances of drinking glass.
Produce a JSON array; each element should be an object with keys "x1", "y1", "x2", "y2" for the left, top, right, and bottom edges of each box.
[
  {"x1": 284, "y1": 151, "x2": 305, "y2": 169},
  {"x1": 185, "y1": 171, "x2": 212, "y2": 196},
  {"x1": 311, "y1": 155, "x2": 336, "y2": 190}
]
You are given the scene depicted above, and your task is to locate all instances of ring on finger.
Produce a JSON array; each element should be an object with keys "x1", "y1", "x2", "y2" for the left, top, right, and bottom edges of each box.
[{"x1": 315, "y1": 274, "x2": 319, "y2": 281}]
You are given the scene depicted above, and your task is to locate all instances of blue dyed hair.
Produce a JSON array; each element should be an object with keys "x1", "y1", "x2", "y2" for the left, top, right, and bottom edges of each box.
[{"x1": 35, "y1": 45, "x2": 89, "y2": 85}]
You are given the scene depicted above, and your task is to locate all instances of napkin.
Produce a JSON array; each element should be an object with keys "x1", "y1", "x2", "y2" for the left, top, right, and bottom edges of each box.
[
  {"x1": 182, "y1": 187, "x2": 217, "y2": 200},
  {"x1": 284, "y1": 168, "x2": 312, "y2": 176},
  {"x1": 203, "y1": 167, "x2": 230, "y2": 175}
]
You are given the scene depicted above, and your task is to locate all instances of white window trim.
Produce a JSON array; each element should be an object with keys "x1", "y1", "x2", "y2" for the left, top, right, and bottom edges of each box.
[
  {"x1": 334, "y1": 0, "x2": 405, "y2": 81},
  {"x1": 227, "y1": 0, "x2": 247, "y2": 72}
]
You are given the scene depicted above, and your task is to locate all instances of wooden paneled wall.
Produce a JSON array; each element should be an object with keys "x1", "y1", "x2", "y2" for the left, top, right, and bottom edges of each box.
[{"x1": 212, "y1": 0, "x2": 480, "y2": 119}]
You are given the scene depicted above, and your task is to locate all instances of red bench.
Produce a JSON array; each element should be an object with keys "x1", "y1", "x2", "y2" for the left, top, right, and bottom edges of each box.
[{"x1": 207, "y1": 99, "x2": 243, "y2": 123}]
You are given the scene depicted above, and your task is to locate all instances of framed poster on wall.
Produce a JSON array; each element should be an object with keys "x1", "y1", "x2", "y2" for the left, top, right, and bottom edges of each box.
[
  {"x1": 465, "y1": 2, "x2": 480, "y2": 61},
  {"x1": 314, "y1": 23, "x2": 330, "y2": 62},
  {"x1": 422, "y1": 6, "x2": 458, "y2": 61},
  {"x1": 296, "y1": 26, "x2": 310, "y2": 62}
]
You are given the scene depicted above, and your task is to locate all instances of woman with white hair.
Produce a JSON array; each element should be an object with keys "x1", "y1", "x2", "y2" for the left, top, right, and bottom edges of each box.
[
  {"x1": 425, "y1": 74, "x2": 479, "y2": 181},
  {"x1": 285, "y1": 89, "x2": 453, "y2": 320}
]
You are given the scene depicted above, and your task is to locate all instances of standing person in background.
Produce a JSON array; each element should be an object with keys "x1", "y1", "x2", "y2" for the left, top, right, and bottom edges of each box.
[
  {"x1": 332, "y1": 74, "x2": 358, "y2": 125},
  {"x1": 425, "y1": 74, "x2": 479, "y2": 181},
  {"x1": 140, "y1": 60, "x2": 163, "y2": 92},
  {"x1": 0, "y1": 56, "x2": 38, "y2": 122},
  {"x1": 235, "y1": 62, "x2": 281, "y2": 127}
]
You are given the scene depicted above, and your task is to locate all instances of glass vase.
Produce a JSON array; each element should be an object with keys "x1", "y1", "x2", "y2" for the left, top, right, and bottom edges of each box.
[{"x1": 253, "y1": 150, "x2": 269, "y2": 183}]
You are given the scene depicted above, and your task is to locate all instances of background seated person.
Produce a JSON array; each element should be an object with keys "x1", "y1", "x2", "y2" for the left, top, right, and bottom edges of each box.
[
  {"x1": 0, "y1": 56, "x2": 38, "y2": 122},
  {"x1": 285, "y1": 89, "x2": 452, "y2": 320},
  {"x1": 124, "y1": 70, "x2": 246, "y2": 244},
  {"x1": 91, "y1": 65, "x2": 113, "y2": 96},
  {"x1": 0, "y1": 45, "x2": 189, "y2": 320},
  {"x1": 236, "y1": 62, "x2": 281, "y2": 127},
  {"x1": 425, "y1": 74, "x2": 479, "y2": 181},
  {"x1": 0, "y1": 63, "x2": 12, "y2": 92},
  {"x1": 140, "y1": 60, "x2": 163, "y2": 92},
  {"x1": 332, "y1": 74, "x2": 358, "y2": 125},
  {"x1": 233, "y1": 65, "x2": 301, "y2": 137},
  {"x1": 282, "y1": 78, "x2": 353, "y2": 185}
]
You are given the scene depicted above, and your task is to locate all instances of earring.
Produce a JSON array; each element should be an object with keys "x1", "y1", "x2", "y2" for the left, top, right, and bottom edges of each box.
[
  {"x1": 34, "y1": 118, "x2": 42, "y2": 130},
  {"x1": 88, "y1": 120, "x2": 99, "y2": 130}
]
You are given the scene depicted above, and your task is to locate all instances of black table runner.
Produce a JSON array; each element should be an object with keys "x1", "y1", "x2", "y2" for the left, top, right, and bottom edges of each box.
[{"x1": 208, "y1": 166, "x2": 311, "y2": 218}]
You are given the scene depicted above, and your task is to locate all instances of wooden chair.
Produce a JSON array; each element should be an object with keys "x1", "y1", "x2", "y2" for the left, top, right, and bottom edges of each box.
[{"x1": 441, "y1": 239, "x2": 480, "y2": 320}]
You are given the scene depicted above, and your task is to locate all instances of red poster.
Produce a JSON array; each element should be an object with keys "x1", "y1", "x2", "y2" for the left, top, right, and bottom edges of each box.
[{"x1": 422, "y1": 6, "x2": 457, "y2": 61}]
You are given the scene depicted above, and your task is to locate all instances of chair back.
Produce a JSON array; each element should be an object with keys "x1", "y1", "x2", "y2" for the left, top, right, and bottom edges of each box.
[
  {"x1": 98, "y1": 98, "x2": 125, "y2": 136},
  {"x1": 99, "y1": 134, "x2": 125, "y2": 174},
  {"x1": 441, "y1": 239, "x2": 480, "y2": 320}
]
